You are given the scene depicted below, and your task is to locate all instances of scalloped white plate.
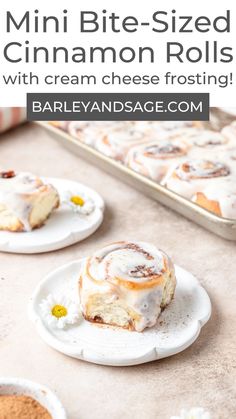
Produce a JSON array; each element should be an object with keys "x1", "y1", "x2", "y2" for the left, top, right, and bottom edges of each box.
[
  {"x1": 29, "y1": 259, "x2": 211, "y2": 366},
  {"x1": 0, "y1": 178, "x2": 104, "y2": 254},
  {"x1": 0, "y1": 377, "x2": 67, "y2": 419}
]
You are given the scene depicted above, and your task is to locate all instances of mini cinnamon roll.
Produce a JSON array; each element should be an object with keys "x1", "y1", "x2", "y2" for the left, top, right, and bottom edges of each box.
[
  {"x1": 126, "y1": 139, "x2": 189, "y2": 181},
  {"x1": 79, "y1": 241, "x2": 176, "y2": 332},
  {"x1": 67, "y1": 121, "x2": 117, "y2": 146},
  {"x1": 193, "y1": 177, "x2": 236, "y2": 218},
  {"x1": 0, "y1": 171, "x2": 60, "y2": 232},
  {"x1": 94, "y1": 124, "x2": 148, "y2": 162},
  {"x1": 67, "y1": 121, "x2": 96, "y2": 146},
  {"x1": 163, "y1": 159, "x2": 231, "y2": 199}
]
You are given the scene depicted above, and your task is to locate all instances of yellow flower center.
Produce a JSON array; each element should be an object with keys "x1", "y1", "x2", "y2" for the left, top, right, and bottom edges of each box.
[
  {"x1": 51, "y1": 304, "x2": 68, "y2": 318},
  {"x1": 70, "y1": 195, "x2": 85, "y2": 206}
]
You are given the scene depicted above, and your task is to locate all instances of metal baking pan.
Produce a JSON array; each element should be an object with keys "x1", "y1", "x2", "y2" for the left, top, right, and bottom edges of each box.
[{"x1": 37, "y1": 121, "x2": 236, "y2": 241}]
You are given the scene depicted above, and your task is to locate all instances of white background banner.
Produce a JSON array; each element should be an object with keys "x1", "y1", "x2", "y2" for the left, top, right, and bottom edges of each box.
[{"x1": 0, "y1": 0, "x2": 235, "y2": 106}]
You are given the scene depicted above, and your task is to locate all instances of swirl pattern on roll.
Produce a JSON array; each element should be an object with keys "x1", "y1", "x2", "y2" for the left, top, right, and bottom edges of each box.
[
  {"x1": 175, "y1": 160, "x2": 230, "y2": 181},
  {"x1": 95, "y1": 123, "x2": 148, "y2": 161},
  {"x1": 88, "y1": 241, "x2": 171, "y2": 286},
  {"x1": 126, "y1": 139, "x2": 189, "y2": 181}
]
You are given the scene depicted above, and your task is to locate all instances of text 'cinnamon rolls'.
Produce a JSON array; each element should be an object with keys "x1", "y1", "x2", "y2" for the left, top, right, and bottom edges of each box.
[{"x1": 79, "y1": 241, "x2": 176, "y2": 332}]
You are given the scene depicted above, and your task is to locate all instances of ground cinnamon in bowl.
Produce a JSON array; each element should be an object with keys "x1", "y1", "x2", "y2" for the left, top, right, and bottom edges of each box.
[{"x1": 0, "y1": 394, "x2": 52, "y2": 419}]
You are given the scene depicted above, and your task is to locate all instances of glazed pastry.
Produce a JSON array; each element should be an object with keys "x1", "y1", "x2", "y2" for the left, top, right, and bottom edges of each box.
[
  {"x1": 67, "y1": 121, "x2": 97, "y2": 146},
  {"x1": 94, "y1": 123, "x2": 148, "y2": 161},
  {"x1": 163, "y1": 159, "x2": 231, "y2": 199},
  {"x1": 193, "y1": 177, "x2": 236, "y2": 218},
  {"x1": 126, "y1": 139, "x2": 189, "y2": 181},
  {"x1": 0, "y1": 170, "x2": 60, "y2": 232},
  {"x1": 221, "y1": 121, "x2": 236, "y2": 144},
  {"x1": 67, "y1": 121, "x2": 119, "y2": 146},
  {"x1": 79, "y1": 241, "x2": 176, "y2": 332}
]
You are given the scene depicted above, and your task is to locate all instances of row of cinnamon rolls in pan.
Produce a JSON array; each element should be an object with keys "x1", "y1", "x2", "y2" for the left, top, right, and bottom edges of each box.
[{"x1": 51, "y1": 119, "x2": 236, "y2": 219}]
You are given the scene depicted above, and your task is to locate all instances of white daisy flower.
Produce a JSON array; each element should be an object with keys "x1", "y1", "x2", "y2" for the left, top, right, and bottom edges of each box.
[
  {"x1": 170, "y1": 407, "x2": 211, "y2": 419},
  {"x1": 40, "y1": 294, "x2": 80, "y2": 329},
  {"x1": 62, "y1": 191, "x2": 95, "y2": 215}
]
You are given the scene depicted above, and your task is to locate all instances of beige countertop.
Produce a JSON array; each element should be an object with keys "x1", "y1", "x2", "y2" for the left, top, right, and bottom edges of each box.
[{"x1": 0, "y1": 123, "x2": 235, "y2": 419}]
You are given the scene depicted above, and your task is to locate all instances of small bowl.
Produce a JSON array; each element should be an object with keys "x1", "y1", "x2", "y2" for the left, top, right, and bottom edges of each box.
[{"x1": 0, "y1": 377, "x2": 67, "y2": 419}]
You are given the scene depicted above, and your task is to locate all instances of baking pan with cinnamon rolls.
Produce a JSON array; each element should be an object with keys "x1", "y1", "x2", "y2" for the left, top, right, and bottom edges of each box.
[{"x1": 39, "y1": 109, "x2": 236, "y2": 239}]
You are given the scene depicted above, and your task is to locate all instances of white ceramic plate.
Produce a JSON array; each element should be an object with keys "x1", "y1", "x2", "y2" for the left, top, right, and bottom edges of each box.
[
  {"x1": 0, "y1": 377, "x2": 67, "y2": 419},
  {"x1": 29, "y1": 259, "x2": 211, "y2": 367},
  {"x1": 0, "y1": 178, "x2": 104, "y2": 254}
]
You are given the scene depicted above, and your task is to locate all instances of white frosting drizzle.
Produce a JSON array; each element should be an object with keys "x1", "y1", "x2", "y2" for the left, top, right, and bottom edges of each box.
[{"x1": 89, "y1": 242, "x2": 166, "y2": 283}]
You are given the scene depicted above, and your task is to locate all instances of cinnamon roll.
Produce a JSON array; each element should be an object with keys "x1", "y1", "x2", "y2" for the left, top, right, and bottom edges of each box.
[
  {"x1": 67, "y1": 121, "x2": 117, "y2": 146},
  {"x1": 163, "y1": 159, "x2": 231, "y2": 199},
  {"x1": 126, "y1": 139, "x2": 189, "y2": 181},
  {"x1": 193, "y1": 177, "x2": 236, "y2": 218},
  {"x1": 79, "y1": 241, "x2": 176, "y2": 332},
  {"x1": 94, "y1": 123, "x2": 148, "y2": 162},
  {"x1": 0, "y1": 171, "x2": 60, "y2": 232},
  {"x1": 67, "y1": 121, "x2": 96, "y2": 146}
]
